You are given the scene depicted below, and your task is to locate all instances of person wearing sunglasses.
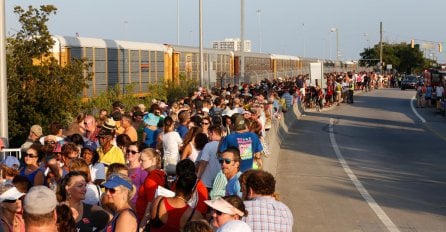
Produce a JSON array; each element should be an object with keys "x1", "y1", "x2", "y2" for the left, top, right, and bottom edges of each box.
[
  {"x1": 204, "y1": 195, "x2": 251, "y2": 232},
  {"x1": 220, "y1": 147, "x2": 242, "y2": 198},
  {"x1": 200, "y1": 116, "x2": 211, "y2": 137},
  {"x1": 0, "y1": 186, "x2": 25, "y2": 232},
  {"x1": 103, "y1": 173, "x2": 138, "y2": 232},
  {"x1": 19, "y1": 143, "x2": 45, "y2": 186},
  {"x1": 57, "y1": 171, "x2": 108, "y2": 232},
  {"x1": 126, "y1": 142, "x2": 147, "y2": 208}
]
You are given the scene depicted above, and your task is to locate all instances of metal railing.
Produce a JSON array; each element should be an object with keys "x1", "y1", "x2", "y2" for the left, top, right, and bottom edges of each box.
[{"x1": 0, "y1": 148, "x2": 22, "y2": 161}]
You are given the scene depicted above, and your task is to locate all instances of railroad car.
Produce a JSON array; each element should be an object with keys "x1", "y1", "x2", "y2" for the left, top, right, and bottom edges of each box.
[
  {"x1": 50, "y1": 35, "x2": 361, "y2": 99},
  {"x1": 51, "y1": 35, "x2": 171, "y2": 98}
]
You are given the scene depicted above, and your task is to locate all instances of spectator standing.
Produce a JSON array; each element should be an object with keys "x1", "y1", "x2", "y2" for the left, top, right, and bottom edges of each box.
[
  {"x1": 136, "y1": 148, "x2": 165, "y2": 228},
  {"x1": 23, "y1": 186, "x2": 58, "y2": 232},
  {"x1": 66, "y1": 158, "x2": 102, "y2": 206},
  {"x1": 20, "y1": 144, "x2": 45, "y2": 186},
  {"x1": 103, "y1": 173, "x2": 138, "y2": 232},
  {"x1": 121, "y1": 114, "x2": 138, "y2": 142},
  {"x1": 242, "y1": 170, "x2": 293, "y2": 232},
  {"x1": 0, "y1": 186, "x2": 25, "y2": 232},
  {"x1": 83, "y1": 115, "x2": 100, "y2": 144},
  {"x1": 205, "y1": 196, "x2": 251, "y2": 232},
  {"x1": 174, "y1": 159, "x2": 209, "y2": 216},
  {"x1": 142, "y1": 115, "x2": 160, "y2": 148},
  {"x1": 176, "y1": 110, "x2": 191, "y2": 139},
  {"x1": 126, "y1": 142, "x2": 148, "y2": 208},
  {"x1": 56, "y1": 171, "x2": 107, "y2": 232},
  {"x1": 20, "y1": 124, "x2": 43, "y2": 151},
  {"x1": 81, "y1": 141, "x2": 105, "y2": 185},
  {"x1": 197, "y1": 125, "x2": 222, "y2": 192},
  {"x1": 97, "y1": 124, "x2": 125, "y2": 167},
  {"x1": 97, "y1": 109, "x2": 108, "y2": 127},
  {"x1": 148, "y1": 172, "x2": 203, "y2": 232},
  {"x1": 181, "y1": 127, "x2": 203, "y2": 162},
  {"x1": 132, "y1": 110, "x2": 146, "y2": 142},
  {"x1": 162, "y1": 116, "x2": 183, "y2": 176},
  {"x1": 219, "y1": 114, "x2": 262, "y2": 172},
  {"x1": 220, "y1": 148, "x2": 242, "y2": 197}
]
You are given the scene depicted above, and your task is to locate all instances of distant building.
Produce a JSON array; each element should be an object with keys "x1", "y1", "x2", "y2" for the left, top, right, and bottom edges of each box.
[{"x1": 211, "y1": 38, "x2": 251, "y2": 52}]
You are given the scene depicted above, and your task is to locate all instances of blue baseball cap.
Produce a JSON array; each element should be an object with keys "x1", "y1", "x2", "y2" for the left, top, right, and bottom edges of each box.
[
  {"x1": 102, "y1": 174, "x2": 132, "y2": 190},
  {"x1": 82, "y1": 140, "x2": 97, "y2": 152}
]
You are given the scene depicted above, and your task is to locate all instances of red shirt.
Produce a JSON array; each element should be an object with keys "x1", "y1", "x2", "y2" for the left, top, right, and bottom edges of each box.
[
  {"x1": 135, "y1": 169, "x2": 166, "y2": 220},
  {"x1": 171, "y1": 179, "x2": 209, "y2": 215}
]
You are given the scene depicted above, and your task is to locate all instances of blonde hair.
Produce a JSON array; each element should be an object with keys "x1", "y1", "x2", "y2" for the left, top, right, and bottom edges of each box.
[
  {"x1": 109, "y1": 173, "x2": 136, "y2": 201},
  {"x1": 140, "y1": 148, "x2": 162, "y2": 169}
]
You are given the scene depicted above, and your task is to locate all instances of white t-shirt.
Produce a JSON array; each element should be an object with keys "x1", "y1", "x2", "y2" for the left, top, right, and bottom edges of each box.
[
  {"x1": 198, "y1": 141, "x2": 221, "y2": 188},
  {"x1": 90, "y1": 162, "x2": 106, "y2": 182},
  {"x1": 162, "y1": 131, "x2": 183, "y2": 165},
  {"x1": 217, "y1": 220, "x2": 252, "y2": 232},
  {"x1": 436, "y1": 86, "x2": 444, "y2": 98},
  {"x1": 83, "y1": 183, "x2": 101, "y2": 206}
]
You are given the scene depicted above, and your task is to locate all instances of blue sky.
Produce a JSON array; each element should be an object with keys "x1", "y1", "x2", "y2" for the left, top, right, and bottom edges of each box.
[{"x1": 5, "y1": 0, "x2": 446, "y2": 62}]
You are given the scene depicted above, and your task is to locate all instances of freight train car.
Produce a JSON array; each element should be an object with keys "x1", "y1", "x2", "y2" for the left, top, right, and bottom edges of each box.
[
  {"x1": 51, "y1": 35, "x2": 172, "y2": 98},
  {"x1": 51, "y1": 35, "x2": 362, "y2": 99},
  {"x1": 169, "y1": 45, "x2": 234, "y2": 87}
]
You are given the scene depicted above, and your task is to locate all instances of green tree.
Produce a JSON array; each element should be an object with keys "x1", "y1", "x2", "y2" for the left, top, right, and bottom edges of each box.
[
  {"x1": 7, "y1": 5, "x2": 91, "y2": 146},
  {"x1": 359, "y1": 42, "x2": 431, "y2": 74}
]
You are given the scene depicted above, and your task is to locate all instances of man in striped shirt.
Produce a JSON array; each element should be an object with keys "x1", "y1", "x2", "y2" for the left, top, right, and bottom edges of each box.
[{"x1": 242, "y1": 170, "x2": 293, "y2": 232}]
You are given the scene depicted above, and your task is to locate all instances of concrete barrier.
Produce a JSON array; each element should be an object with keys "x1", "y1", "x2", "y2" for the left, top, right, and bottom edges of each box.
[{"x1": 263, "y1": 101, "x2": 304, "y2": 177}]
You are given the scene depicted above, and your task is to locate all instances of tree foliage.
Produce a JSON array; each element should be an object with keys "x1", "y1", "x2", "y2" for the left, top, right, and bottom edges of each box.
[
  {"x1": 81, "y1": 73, "x2": 198, "y2": 116},
  {"x1": 7, "y1": 5, "x2": 91, "y2": 146},
  {"x1": 359, "y1": 42, "x2": 432, "y2": 74}
]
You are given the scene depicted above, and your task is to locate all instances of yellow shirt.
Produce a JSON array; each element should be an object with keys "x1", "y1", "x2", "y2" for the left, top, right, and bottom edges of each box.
[{"x1": 98, "y1": 145, "x2": 125, "y2": 166}]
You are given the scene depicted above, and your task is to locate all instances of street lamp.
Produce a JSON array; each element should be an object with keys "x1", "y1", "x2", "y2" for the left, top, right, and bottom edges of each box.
[
  {"x1": 363, "y1": 32, "x2": 370, "y2": 49},
  {"x1": 330, "y1": 27, "x2": 339, "y2": 69},
  {"x1": 256, "y1": 9, "x2": 262, "y2": 53},
  {"x1": 302, "y1": 23, "x2": 306, "y2": 57},
  {"x1": 0, "y1": 0, "x2": 8, "y2": 140},
  {"x1": 177, "y1": 0, "x2": 180, "y2": 45}
]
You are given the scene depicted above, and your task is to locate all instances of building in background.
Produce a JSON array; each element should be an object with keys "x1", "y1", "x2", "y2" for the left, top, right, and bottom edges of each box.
[{"x1": 212, "y1": 38, "x2": 251, "y2": 52}]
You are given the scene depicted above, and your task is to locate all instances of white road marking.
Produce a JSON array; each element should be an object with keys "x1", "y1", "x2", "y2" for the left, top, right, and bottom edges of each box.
[
  {"x1": 410, "y1": 96, "x2": 426, "y2": 123},
  {"x1": 329, "y1": 118, "x2": 400, "y2": 232}
]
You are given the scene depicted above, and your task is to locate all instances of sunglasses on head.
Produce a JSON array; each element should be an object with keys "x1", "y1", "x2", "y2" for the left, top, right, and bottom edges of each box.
[
  {"x1": 218, "y1": 157, "x2": 233, "y2": 165},
  {"x1": 45, "y1": 141, "x2": 56, "y2": 145},
  {"x1": 126, "y1": 150, "x2": 138, "y2": 155}
]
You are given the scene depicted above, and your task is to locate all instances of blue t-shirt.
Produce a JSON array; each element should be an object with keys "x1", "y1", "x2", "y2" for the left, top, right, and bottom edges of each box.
[
  {"x1": 143, "y1": 127, "x2": 159, "y2": 148},
  {"x1": 219, "y1": 131, "x2": 263, "y2": 172},
  {"x1": 226, "y1": 171, "x2": 242, "y2": 197},
  {"x1": 176, "y1": 125, "x2": 188, "y2": 139}
]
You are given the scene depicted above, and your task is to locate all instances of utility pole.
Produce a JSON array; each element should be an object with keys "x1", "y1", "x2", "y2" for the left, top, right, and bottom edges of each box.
[
  {"x1": 379, "y1": 22, "x2": 383, "y2": 72},
  {"x1": 0, "y1": 0, "x2": 8, "y2": 141},
  {"x1": 240, "y1": 0, "x2": 245, "y2": 84},
  {"x1": 199, "y1": 0, "x2": 204, "y2": 87}
]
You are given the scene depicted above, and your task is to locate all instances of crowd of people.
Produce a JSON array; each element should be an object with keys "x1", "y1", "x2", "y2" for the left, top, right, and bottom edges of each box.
[
  {"x1": 0, "y1": 79, "x2": 301, "y2": 232},
  {"x1": 1, "y1": 70, "x2": 422, "y2": 232}
]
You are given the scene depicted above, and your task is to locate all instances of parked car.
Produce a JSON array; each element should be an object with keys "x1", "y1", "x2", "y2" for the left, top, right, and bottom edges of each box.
[{"x1": 400, "y1": 75, "x2": 418, "y2": 90}]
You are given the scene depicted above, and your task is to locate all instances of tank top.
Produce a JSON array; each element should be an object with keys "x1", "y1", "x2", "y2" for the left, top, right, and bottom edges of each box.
[
  {"x1": 19, "y1": 167, "x2": 43, "y2": 186},
  {"x1": 105, "y1": 208, "x2": 137, "y2": 232},
  {"x1": 150, "y1": 198, "x2": 189, "y2": 232},
  {"x1": 76, "y1": 203, "x2": 95, "y2": 232},
  {"x1": 189, "y1": 143, "x2": 199, "y2": 162}
]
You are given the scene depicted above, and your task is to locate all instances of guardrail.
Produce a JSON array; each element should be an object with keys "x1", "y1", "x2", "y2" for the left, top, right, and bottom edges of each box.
[{"x1": 0, "y1": 148, "x2": 22, "y2": 161}]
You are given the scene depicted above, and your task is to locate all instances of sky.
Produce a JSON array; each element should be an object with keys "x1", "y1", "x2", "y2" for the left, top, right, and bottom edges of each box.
[{"x1": 5, "y1": 0, "x2": 446, "y2": 63}]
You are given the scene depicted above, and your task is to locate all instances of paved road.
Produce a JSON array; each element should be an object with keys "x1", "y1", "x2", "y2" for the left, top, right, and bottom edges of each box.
[{"x1": 276, "y1": 88, "x2": 446, "y2": 232}]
